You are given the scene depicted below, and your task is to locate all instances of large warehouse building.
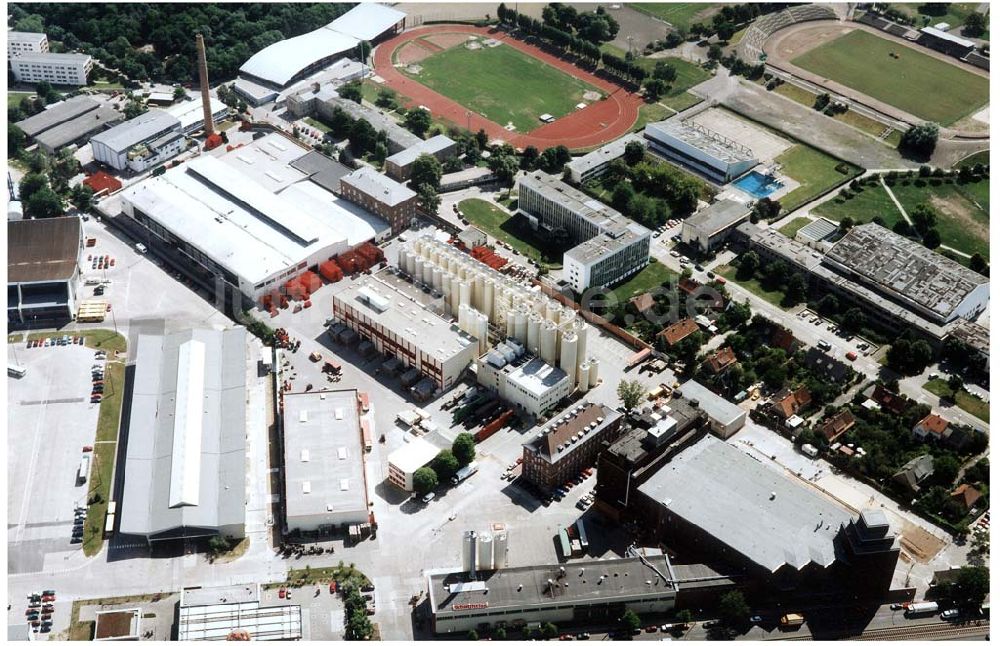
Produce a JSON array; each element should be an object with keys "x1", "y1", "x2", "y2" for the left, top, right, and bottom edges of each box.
[
  {"x1": 517, "y1": 172, "x2": 651, "y2": 293},
  {"x1": 90, "y1": 109, "x2": 186, "y2": 172},
  {"x1": 633, "y1": 435, "x2": 900, "y2": 596},
  {"x1": 644, "y1": 119, "x2": 757, "y2": 184},
  {"x1": 236, "y1": 3, "x2": 406, "y2": 104},
  {"x1": 118, "y1": 327, "x2": 248, "y2": 544},
  {"x1": 15, "y1": 95, "x2": 122, "y2": 155},
  {"x1": 8, "y1": 216, "x2": 83, "y2": 326},
  {"x1": 118, "y1": 133, "x2": 389, "y2": 303},
  {"x1": 282, "y1": 389, "x2": 371, "y2": 533}
]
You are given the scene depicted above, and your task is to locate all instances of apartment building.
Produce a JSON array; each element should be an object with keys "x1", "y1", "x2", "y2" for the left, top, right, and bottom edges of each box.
[{"x1": 10, "y1": 52, "x2": 92, "y2": 86}]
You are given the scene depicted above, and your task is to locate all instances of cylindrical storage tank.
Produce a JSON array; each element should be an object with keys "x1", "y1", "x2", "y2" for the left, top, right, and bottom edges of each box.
[
  {"x1": 514, "y1": 308, "x2": 528, "y2": 342},
  {"x1": 575, "y1": 322, "x2": 588, "y2": 366},
  {"x1": 450, "y1": 281, "x2": 461, "y2": 315},
  {"x1": 589, "y1": 357, "x2": 600, "y2": 388},
  {"x1": 477, "y1": 532, "x2": 494, "y2": 571},
  {"x1": 458, "y1": 304, "x2": 469, "y2": 332},
  {"x1": 483, "y1": 279, "x2": 495, "y2": 321},
  {"x1": 540, "y1": 321, "x2": 558, "y2": 365},
  {"x1": 560, "y1": 307, "x2": 576, "y2": 327},
  {"x1": 432, "y1": 267, "x2": 443, "y2": 291},
  {"x1": 423, "y1": 262, "x2": 433, "y2": 285},
  {"x1": 397, "y1": 248, "x2": 411, "y2": 273},
  {"x1": 493, "y1": 531, "x2": 509, "y2": 569},
  {"x1": 527, "y1": 313, "x2": 541, "y2": 353},
  {"x1": 414, "y1": 257, "x2": 425, "y2": 281},
  {"x1": 560, "y1": 332, "x2": 578, "y2": 386},
  {"x1": 476, "y1": 316, "x2": 489, "y2": 354},
  {"x1": 474, "y1": 274, "x2": 486, "y2": 311},
  {"x1": 459, "y1": 280, "x2": 472, "y2": 308},
  {"x1": 463, "y1": 531, "x2": 477, "y2": 575},
  {"x1": 546, "y1": 300, "x2": 561, "y2": 323},
  {"x1": 577, "y1": 362, "x2": 591, "y2": 392},
  {"x1": 505, "y1": 310, "x2": 516, "y2": 338},
  {"x1": 442, "y1": 273, "x2": 453, "y2": 303},
  {"x1": 413, "y1": 238, "x2": 424, "y2": 255}
]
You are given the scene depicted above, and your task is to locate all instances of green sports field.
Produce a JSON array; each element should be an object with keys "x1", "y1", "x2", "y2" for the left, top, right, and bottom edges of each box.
[
  {"x1": 403, "y1": 42, "x2": 600, "y2": 133},
  {"x1": 791, "y1": 30, "x2": 989, "y2": 125}
]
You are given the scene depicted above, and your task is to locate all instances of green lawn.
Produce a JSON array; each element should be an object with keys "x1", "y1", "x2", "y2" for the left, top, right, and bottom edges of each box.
[
  {"x1": 629, "y1": 3, "x2": 728, "y2": 30},
  {"x1": 633, "y1": 101, "x2": 673, "y2": 132},
  {"x1": 924, "y1": 378, "x2": 989, "y2": 423},
  {"x1": 83, "y1": 360, "x2": 125, "y2": 556},
  {"x1": 8, "y1": 91, "x2": 32, "y2": 110},
  {"x1": 611, "y1": 260, "x2": 678, "y2": 303},
  {"x1": 954, "y1": 150, "x2": 989, "y2": 168},
  {"x1": 304, "y1": 117, "x2": 331, "y2": 133},
  {"x1": 27, "y1": 329, "x2": 126, "y2": 353},
  {"x1": 403, "y1": 42, "x2": 601, "y2": 133},
  {"x1": 716, "y1": 264, "x2": 789, "y2": 308},
  {"x1": 457, "y1": 198, "x2": 562, "y2": 268},
  {"x1": 775, "y1": 144, "x2": 861, "y2": 212},
  {"x1": 774, "y1": 81, "x2": 817, "y2": 108},
  {"x1": 889, "y1": 3, "x2": 986, "y2": 38},
  {"x1": 791, "y1": 30, "x2": 989, "y2": 125},
  {"x1": 815, "y1": 177, "x2": 990, "y2": 258},
  {"x1": 777, "y1": 216, "x2": 813, "y2": 239}
]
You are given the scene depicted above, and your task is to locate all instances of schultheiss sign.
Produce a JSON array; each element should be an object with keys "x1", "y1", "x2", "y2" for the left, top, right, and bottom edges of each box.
[{"x1": 452, "y1": 602, "x2": 489, "y2": 611}]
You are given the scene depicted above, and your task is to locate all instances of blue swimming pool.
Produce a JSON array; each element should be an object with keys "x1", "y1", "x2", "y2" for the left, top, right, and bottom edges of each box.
[{"x1": 733, "y1": 171, "x2": 784, "y2": 198}]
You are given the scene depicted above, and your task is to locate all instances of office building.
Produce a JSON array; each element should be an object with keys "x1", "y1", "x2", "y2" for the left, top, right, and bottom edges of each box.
[
  {"x1": 8, "y1": 216, "x2": 82, "y2": 326},
  {"x1": 339, "y1": 166, "x2": 418, "y2": 235},
  {"x1": 644, "y1": 119, "x2": 757, "y2": 184},
  {"x1": 282, "y1": 389, "x2": 371, "y2": 533},
  {"x1": 634, "y1": 435, "x2": 900, "y2": 594},
  {"x1": 118, "y1": 327, "x2": 248, "y2": 544},
  {"x1": 387, "y1": 436, "x2": 441, "y2": 491},
  {"x1": 477, "y1": 341, "x2": 572, "y2": 417},
  {"x1": 522, "y1": 403, "x2": 623, "y2": 492},
  {"x1": 10, "y1": 52, "x2": 92, "y2": 85},
  {"x1": 680, "y1": 198, "x2": 753, "y2": 253},
  {"x1": 677, "y1": 380, "x2": 746, "y2": 438},
  {"x1": 7, "y1": 31, "x2": 49, "y2": 57},
  {"x1": 565, "y1": 133, "x2": 644, "y2": 184},
  {"x1": 517, "y1": 172, "x2": 651, "y2": 292},
  {"x1": 331, "y1": 272, "x2": 480, "y2": 390},
  {"x1": 90, "y1": 110, "x2": 185, "y2": 172},
  {"x1": 385, "y1": 134, "x2": 458, "y2": 181}
]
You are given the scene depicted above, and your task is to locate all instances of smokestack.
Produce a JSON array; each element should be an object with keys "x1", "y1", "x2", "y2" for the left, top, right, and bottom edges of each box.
[{"x1": 196, "y1": 34, "x2": 214, "y2": 137}]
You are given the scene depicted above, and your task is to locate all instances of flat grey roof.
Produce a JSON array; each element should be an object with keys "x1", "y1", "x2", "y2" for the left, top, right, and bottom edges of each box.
[
  {"x1": 35, "y1": 106, "x2": 121, "y2": 151},
  {"x1": 638, "y1": 435, "x2": 853, "y2": 573},
  {"x1": 8, "y1": 31, "x2": 47, "y2": 43},
  {"x1": 386, "y1": 134, "x2": 456, "y2": 168},
  {"x1": 796, "y1": 217, "x2": 839, "y2": 242},
  {"x1": 566, "y1": 133, "x2": 643, "y2": 176},
  {"x1": 563, "y1": 222, "x2": 650, "y2": 264},
  {"x1": 15, "y1": 95, "x2": 99, "y2": 138},
  {"x1": 949, "y1": 320, "x2": 989, "y2": 354},
  {"x1": 684, "y1": 198, "x2": 752, "y2": 236},
  {"x1": 429, "y1": 555, "x2": 676, "y2": 616},
  {"x1": 12, "y1": 51, "x2": 91, "y2": 65},
  {"x1": 282, "y1": 389, "x2": 369, "y2": 522},
  {"x1": 824, "y1": 223, "x2": 988, "y2": 320},
  {"x1": 491, "y1": 353, "x2": 568, "y2": 397},
  {"x1": 290, "y1": 150, "x2": 353, "y2": 193},
  {"x1": 677, "y1": 380, "x2": 744, "y2": 426},
  {"x1": 325, "y1": 94, "x2": 421, "y2": 149},
  {"x1": 119, "y1": 327, "x2": 248, "y2": 539},
  {"x1": 341, "y1": 165, "x2": 417, "y2": 206},
  {"x1": 91, "y1": 109, "x2": 180, "y2": 153},
  {"x1": 519, "y1": 172, "x2": 627, "y2": 232},
  {"x1": 645, "y1": 120, "x2": 755, "y2": 165}
]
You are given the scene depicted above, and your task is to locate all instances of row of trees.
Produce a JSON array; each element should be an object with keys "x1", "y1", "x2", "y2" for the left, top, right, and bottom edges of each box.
[
  {"x1": 342, "y1": 582, "x2": 374, "y2": 640},
  {"x1": 14, "y1": 147, "x2": 94, "y2": 219},
  {"x1": 592, "y1": 154, "x2": 703, "y2": 230},
  {"x1": 412, "y1": 433, "x2": 476, "y2": 494}
]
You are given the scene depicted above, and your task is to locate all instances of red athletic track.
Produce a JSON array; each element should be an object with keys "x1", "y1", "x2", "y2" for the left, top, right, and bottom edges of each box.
[{"x1": 373, "y1": 25, "x2": 644, "y2": 150}]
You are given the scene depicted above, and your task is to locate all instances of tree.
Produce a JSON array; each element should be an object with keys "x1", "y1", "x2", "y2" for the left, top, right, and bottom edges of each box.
[
  {"x1": 886, "y1": 338, "x2": 933, "y2": 375},
  {"x1": 25, "y1": 187, "x2": 65, "y2": 219},
  {"x1": 207, "y1": 534, "x2": 232, "y2": 555},
  {"x1": 467, "y1": 629, "x2": 479, "y2": 641},
  {"x1": 538, "y1": 145, "x2": 571, "y2": 173},
  {"x1": 540, "y1": 622, "x2": 559, "y2": 639},
  {"x1": 840, "y1": 307, "x2": 866, "y2": 335},
  {"x1": 410, "y1": 154, "x2": 443, "y2": 191},
  {"x1": 488, "y1": 153, "x2": 520, "y2": 187},
  {"x1": 611, "y1": 182, "x2": 636, "y2": 211},
  {"x1": 416, "y1": 182, "x2": 440, "y2": 213},
  {"x1": 911, "y1": 203, "x2": 937, "y2": 234},
  {"x1": 173, "y1": 86, "x2": 187, "y2": 101},
  {"x1": 939, "y1": 566, "x2": 989, "y2": 609},
  {"x1": 946, "y1": 373, "x2": 964, "y2": 394},
  {"x1": 707, "y1": 43, "x2": 723, "y2": 61},
  {"x1": 922, "y1": 228, "x2": 941, "y2": 249},
  {"x1": 653, "y1": 61, "x2": 678, "y2": 83},
  {"x1": 18, "y1": 173, "x2": 49, "y2": 203},
  {"x1": 617, "y1": 379, "x2": 644, "y2": 413},
  {"x1": 403, "y1": 107, "x2": 432, "y2": 137},
  {"x1": 475, "y1": 128, "x2": 489, "y2": 150},
  {"x1": 452, "y1": 433, "x2": 476, "y2": 466},
  {"x1": 899, "y1": 122, "x2": 939, "y2": 159},
  {"x1": 817, "y1": 294, "x2": 840, "y2": 317},
  {"x1": 70, "y1": 184, "x2": 95, "y2": 211},
  {"x1": 643, "y1": 78, "x2": 667, "y2": 100},
  {"x1": 494, "y1": 626, "x2": 507, "y2": 639},
  {"x1": 620, "y1": 609, "x2": 641, "y2": 633},
  {"x1": 675, "y1": 609, "x2": 694, "y2": 624},
  {"x1": 963, "y1": 12, "x2": 987, "y2": 37},
  {"x1": 521, "y1": 145, "x2": 539, "y2": 169},
  {"x1": 122, "y1": 99, "x2": 147, "y2": 120},
  {"x1": 839, "y1": 216, "x2": 855, "y2": 232},
  {"x1": 623, "y1": 141, "x2": 645, "y2": 166},
  {"x1": 8, "y1": 124, "x2": 26, "y2": 158},
  {"x1": 933, "y1": 455, "x2": 960, "y2": 486},
  {"x1": 736, "y1": 251, "x2": 759, "y2": 280},
  {"x1": 373, "y1": 141, "x2": 388, "y2": 165},
  {"x1": 35, "y1": 81, "x2": 59, "y2": 104},
  {"x1": 784, "y1": 273, "x2": 807, "y2": 305},
  {"x1": 753, "y1": 197, "x2": 781, "y2": 222},
  {"x1": 968, "y1": 253, "x2": 988, "y2": 275},
  {"x1": 718, "y1": 590, "x2": 750, "y2": 627},
  {"x1": 412, "y1": 467, "x2": 438, "y2": 495},
  {"x1": 338, "y1": 81, "x2": 363, "y2": 104}
]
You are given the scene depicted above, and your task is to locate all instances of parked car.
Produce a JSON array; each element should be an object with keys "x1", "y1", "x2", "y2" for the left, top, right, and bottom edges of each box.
[
  {"x1": 941, "y1": 609, "x2": 960, "y2": 620},
  {"x1": 421, "y1": 492, "x2": 436, "y2": 503}
]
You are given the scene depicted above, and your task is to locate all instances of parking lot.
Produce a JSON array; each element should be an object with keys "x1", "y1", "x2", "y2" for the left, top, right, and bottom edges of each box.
[{"x1": 7, "y1": 341, "x2": 104, "y2": 573}]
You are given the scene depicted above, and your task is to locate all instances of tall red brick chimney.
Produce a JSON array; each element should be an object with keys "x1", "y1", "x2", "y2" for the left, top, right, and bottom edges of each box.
[{"x1": 196, "y1": 34, "x2": 214, "y2": 137}]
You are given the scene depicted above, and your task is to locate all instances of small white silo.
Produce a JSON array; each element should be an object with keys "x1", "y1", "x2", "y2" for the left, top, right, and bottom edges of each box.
[
  {"x1": 560, "y1": 332, "x2": 578, "y2": 387},
  {"x1": 459, "y1": 280, "x2": 472, "y2": 308},
  {"x1": 514, "y1": 307, "x2": 528, "y2": 343},
  {"x1": 492, "y1": 529, "x2": 509, "y2": 569},
  {"x1": 589, "y1": 357, "x2": 600, "y2": 388},
  {"x1": 477, "y1": 532, "x2": 494, "y2": 571},
  {"x1": 540, "y1": 321, "x2": 558, "y2": 365},
  {"x1": 577, "y1": 362, "x2": 591, "y2": 392},
  {"x1": 527, "y1": 312, "x2": 542, "y2": 353},
  {"x1": 546, "y1": 299, "x2": 561, "y2": 323},
  {"x1": 463, "y1": 531, "x2": 478, "y2": 576}
]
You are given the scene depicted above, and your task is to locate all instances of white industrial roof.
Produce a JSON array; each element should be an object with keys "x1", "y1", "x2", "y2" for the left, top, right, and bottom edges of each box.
[
  {"x1": 280, "y1": 181, "x2": 390, "y2": 246},
  {"x1": 240, "y1": 28, "x2": 359, "y2": 87},
  {"x1": 329, "y1": 3, "x2": 406, "y2": 41},
  {"x1": 218, "y1": 132, "x2": 311, "y2": 193},
  {"x1": 164, "y1": 96, "x2": 227, "y2": 132},
  {"x1": 90, "y1": 109, "x2": 180, "y2": 153},
  {"x1": 387, "y1": 436, "x2": 441, "y2": 473}
]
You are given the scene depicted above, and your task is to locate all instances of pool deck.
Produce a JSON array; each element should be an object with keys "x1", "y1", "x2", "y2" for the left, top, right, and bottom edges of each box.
[{"x1": 728, "y1": 168, "x2": 799, "y2": 201}]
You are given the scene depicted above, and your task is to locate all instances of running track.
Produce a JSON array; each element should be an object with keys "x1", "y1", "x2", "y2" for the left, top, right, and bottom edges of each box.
[{"x1": 372, "y1": 25, "x2": 645, "y2": 150}]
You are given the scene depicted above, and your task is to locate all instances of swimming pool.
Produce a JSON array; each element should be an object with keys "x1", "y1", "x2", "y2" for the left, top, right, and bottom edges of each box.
[{"x1": 733, "y1": 171, "x2": 784, "y2": 199}]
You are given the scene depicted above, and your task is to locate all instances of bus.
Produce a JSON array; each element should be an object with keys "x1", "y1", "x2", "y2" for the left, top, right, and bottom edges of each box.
[{"x1": 8, "y1": 363, "x2": 26, "y2": 378}]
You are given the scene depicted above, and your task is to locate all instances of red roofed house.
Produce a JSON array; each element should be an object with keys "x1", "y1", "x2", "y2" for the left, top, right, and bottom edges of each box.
[
  {"x1": 870, "y1": 384, "x2": 908, "y2": 415},
  {"x1": 913, "y1": 413, "x2": 952, "y2": 441},
  {"x1": 950, "y1": 484, "x2": 982, "y2": 510},
  {"x1": 770, "y1": 327, "x2": 799, "y2": 354},
  {"x1": 703, "y1": 347, "x2": 738, "y2": 374},
  {"x1": 658, "y1": 318, "x2": 700, "y2": 347},
  {"x1": 629, "y1": 293, "x2": 655, "y2": 315},
  {"x1": 818, "y1": 409, "x2": 856, "y2": 443},
  {"x1": 772, "y1": 385, "x2": 812, "y2": 421}
]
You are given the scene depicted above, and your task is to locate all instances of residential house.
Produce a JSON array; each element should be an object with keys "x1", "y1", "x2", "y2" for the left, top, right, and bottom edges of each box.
[
  {"x1": 770, "y1": 326, "x2": 800, "y2": 354},
  {"x1": 818, "y1": 409, "x2": 855, "y2": 443},
  {"x1": 678, "y1": 276, "x2": 723, "y2": 308},
  {"x1": 772, "y1": 386, "x2": 812, "y2": 422},
  {"x1": 913, "y1": 413, "x2": 951, "y2": 441},
  {"x1": 629, "y1": 293, "x2": 655, "y2": 316},
  {"x1": 703, "y1": 347, "x2": 738, "y2": 375},
  {"x1": 950, "y1": 484, "x2": 983, "y2": 511},
  {"x1": 869, "y1": 384, "x2": 908, "y2": 415},
  {"x1": 892, "y1": 454, "x2": 934, "y2": 493},
  {"x1": 658, "y1": 318, "x2": 700, "y2": 347},
  {"x1": 803, "y1": 347, "x2": 854, "y2": 384}
]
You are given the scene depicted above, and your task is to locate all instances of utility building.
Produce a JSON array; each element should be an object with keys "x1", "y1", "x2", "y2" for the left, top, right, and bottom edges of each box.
[
  {"x1": 680, "y1": 198, "x2": 753, "y2": 253},
  {"x1": 118, "y1": 327, "x2": 249, "y2": 544},
  {"x1": 8, "y1": 216, "x2": 83, "y2": 326},
  {"x1": 90, "y1": 110, "x2": 185, "y2": 172}
]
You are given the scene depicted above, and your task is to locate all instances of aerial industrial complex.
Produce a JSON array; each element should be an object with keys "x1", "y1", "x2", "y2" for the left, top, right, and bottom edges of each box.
[{"x1": 5, "y1": 1, "x2": 991, "y2": 642}]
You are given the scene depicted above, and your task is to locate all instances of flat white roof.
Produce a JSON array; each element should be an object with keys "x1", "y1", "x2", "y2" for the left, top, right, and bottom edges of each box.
[
  {"x1": 168, "y1": 339, "x2": 207, "y2": 508},
  {"x1": 164, "y1": 96, "x2": 227, "y2": 131},
  {"x1": 387, "y1": 436, "x2": 440, "y2": 473},
  {"x1": 217, "y1": 132, "x2": 311, "y2": 193},
  {"x1": 328, "y1": 3, "x2": 406, "y2": 41},
  {"x1": 239, "y1": 27, "x2": 359, "y2": 87},
  {"x1": 279, "y1": 181, "x2": 390, "y2": 246}
]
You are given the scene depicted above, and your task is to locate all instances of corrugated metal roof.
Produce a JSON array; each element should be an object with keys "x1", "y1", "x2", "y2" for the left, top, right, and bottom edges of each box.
[
  {"x1": 90, "y1": 109, "x2": 180, "y2": 153},
  {"x1": 7, "y1": 216, "x2": 81, "y2": 283},
  {"x1": 15, "y1": 95, "x2": 99, "y2": 138}
]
